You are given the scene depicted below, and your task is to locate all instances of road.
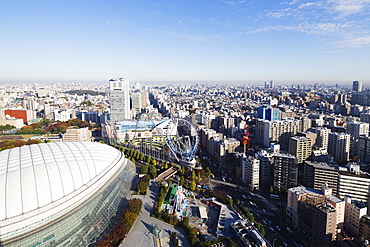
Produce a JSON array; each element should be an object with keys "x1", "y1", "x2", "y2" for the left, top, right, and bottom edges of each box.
[
  {"x1": 200, "y1": 152, "x2": 304, "y2": 247},
  {"x1": 121, "y1": 180, "x2": 189, "y2": 247}
]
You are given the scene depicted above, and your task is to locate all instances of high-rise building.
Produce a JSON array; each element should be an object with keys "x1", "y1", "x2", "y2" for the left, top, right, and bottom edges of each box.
[
  {"x1": 344, "y1": 196, "x2": 367, "y2": 237},
  {"x1": 358, "y1": 136, "x2": 370, "y2": 163},
  {"x1": 255, "y1": 119, "x2": 300, "y2": 148},
  {"x1": 286, "y1": 186, "x2": 344, "y2": 246},
  {"x1": 130, "y1": 91, "x2": 142, "y2": 113},
  {"x1": 241, "y1": 154, "x2": 260, "y2": 190},
  {"x1": 346, "y1": 121, "x2": 369, "y2": 155},
  {"x1": 109, "y1": 77, "x2": 130, "y2": 122},
  {"x1": 338, "y1": 164, "x2": 370, "y2": 203},
  {"x1": 273, "y1": 153, "x2": 298, "y2": 190},
  {"x1": 313, "y1": 201, "x2": 338, "y2": 246},
  {"x1": 256, "y1": 105, "x2": 281, "y2": 121},
  {"x1": 353, "y1": 80, "x2": 363, "y2": 92},
  {"x1": 352, "y1": 91, "x2": 370, "y2": 106},
  {"x1": 257, "y1": 150, "x2": 274, "y2": 191},
  {"x1": 360, "y1": 215, "x2": 370, "y2": 241},
  {"x1": 289, "y1": 136, "x2": 312, "y2": 164},
  {"x1": 346, "y1": 121, "x2": 369, "y2": 138},
  {"x1": 297, "y1": 117, "x2": 312, "y2": 132},
  {"x1": 311, "y1": 127, "x2": 331, "y2": 149},
  {"x1": 269, "y1": 80, "x2": 274, "y2": 89},
  {"x1": 328, "y1": 132, "x2": 350, "y2": 164},
  {"x1": 297, "y1": 131, "x2": 317, "y2": 146},
  {"x1": 304, "y1": 161, "x2": 338, "y2": 195}
]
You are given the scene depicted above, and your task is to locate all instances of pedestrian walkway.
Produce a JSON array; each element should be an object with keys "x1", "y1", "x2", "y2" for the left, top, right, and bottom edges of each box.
[{"x1": 121, "y1": 181, "x2": 189, "y2": 247}]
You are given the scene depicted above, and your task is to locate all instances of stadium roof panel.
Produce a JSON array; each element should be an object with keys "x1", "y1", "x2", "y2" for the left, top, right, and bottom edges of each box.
[{"x1": 0, "y1": 142, "x2": 123, "y2": 221}]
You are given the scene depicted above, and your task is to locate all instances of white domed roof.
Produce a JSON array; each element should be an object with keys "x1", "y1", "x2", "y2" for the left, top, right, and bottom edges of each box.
[{"x1": 0, "y1": 142, "x2": 123, "y2": 222}]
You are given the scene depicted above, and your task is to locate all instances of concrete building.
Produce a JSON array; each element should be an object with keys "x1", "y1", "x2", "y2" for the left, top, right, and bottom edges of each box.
[
  {"x1": 256, "y1": 105, "x2": 281, "y2": 121},
  {"x1": 286, "y1": 186, "x2": 344, "y2": 246},
  {"x1": 130, "y1": 91, "x2": 142, "y2": 113},
  {"x1": 62, "y1": 127, "x2": 92, "y2": 142},
  {"x1": 256, "y1": 118, "x2": 300, "y2": 148},
  {"x1": 304, "y1": 161, "x2": 338, "y2": 195},
  {"x1": 297, "y1": 116, "x2": 312, "y2": 132},
  {"x1": 344, "y1": 196, "x2": 367, "y2": 237},
  {"x1": 3, "y1": 108, "x2": 36, "y2": 123},
  {"x1": 257, "y1": 150, "x2": 274, "y2": 191},
  {"x1": 0, "y1": 113, "x2": 24, "y2": 129},
  {"x1": 346, "y1": 121, "x2": 369, "y2": 155},
  {"x1": 346, "y1": 121, "x2": 369, "y2": 138},
  {"x1": 273, "y1": 154, "x2": 298, "y2": 190},
  {"x1": 338, "y1": 164, "x2": 370, "y2": 203},
  {"x1": 314, "y1": 201, "x2": 338, "y2": 246},
  {"x1": 241, "y1": 154, "x2": 260, "y2": 190},
  {"x1": 297, "y1": 131, "x2": 317, "y2": 146},
  {"x1": 311, "y1": 148, "x2": 330, "y2": 162},
  {"x1": 109, "y1": 77, "x2": 130, "y2": 122},
  {"x1": 289, "y1": 136, "x2": 312, "y2": 164},
  {"x1": 353, "y1": 80, "x2": 363, "y2": 92},
  {"x1": 359, "y1": 215, "x2": 370, "y2": 241},
  {"x1": 328, "y1": 132, "x2": 351, "y2": 164},
  {"x1": 358, "y1": 136, "x2": 370, "y2": 164},
  {"x1": 311, "y1": 127, "x2": 331, "y2": 149}
]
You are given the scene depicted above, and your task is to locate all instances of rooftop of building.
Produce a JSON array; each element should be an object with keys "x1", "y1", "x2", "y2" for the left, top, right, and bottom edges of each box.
[
  {"x1": 274, "y1": 153, "x2": 298, "y2": 159},
  {"x1": 316, "y1": 201, "x2": 336, "y2": 213},
  {"x1": 305, "y1": 161, "x2": 337, "y2": 170},
  {"x1": 338, "y1": 170, "x2": 370, "y2": 179}
]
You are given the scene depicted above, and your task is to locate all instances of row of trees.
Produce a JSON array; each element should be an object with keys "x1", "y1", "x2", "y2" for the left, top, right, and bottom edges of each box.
[
  {"x1": 136, "y1": 174, "x2": 150, "y2": 195},
  {"x1": 0, "y1": 139, "x2": 41, "y2": 151},
  {"x1": 234, "y1": 200, "x2": 265, "y2": 236},
  {"x1": 97, "y1": 198, "x2": 142, "y2": 247},
  {"x1": 0, "y1": 124, "x2": 16, "y2": 131},
  {"x1": 15, "y1": 118, "x2": 95, "y2": 135}
]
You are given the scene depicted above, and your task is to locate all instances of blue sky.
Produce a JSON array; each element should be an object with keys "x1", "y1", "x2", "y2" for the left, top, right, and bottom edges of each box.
[{"x1": 1, "y1": 0, "x2": 370, "y2": 84}]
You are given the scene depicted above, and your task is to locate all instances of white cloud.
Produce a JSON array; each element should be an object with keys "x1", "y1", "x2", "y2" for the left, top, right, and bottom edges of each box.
[
  {"x1": 327, "y1": 0, "x2": 370, "y2": 17},
  {"x1": 332, "y1": 35, "x2": 370, "y2": 47},
  {"x1": 256, "y1": 22, "x2": 353, "y2": 35},
  {"x1": 258, "y1": 0, "x2": 370, "y2": 48},
  {"x1": 224, "y1": 1, "x2": 245, "y2": 5},
  {"x1": 298, "y1": 2, "x2": 317, "y2": 9},
  {"x1": 288, "y1": 0, "x2": 301, "y2": 5},
  {"x1": 266, "y1": 8, "x2": 292, "y2": 19}
]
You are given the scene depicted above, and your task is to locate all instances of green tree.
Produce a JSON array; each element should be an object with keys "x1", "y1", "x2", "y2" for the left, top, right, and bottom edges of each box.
[
  {"x1": 260, "y1": 227, "x2": 266, "y2": 236},
  {"x1": 226, "y1": 197, "x2": 233, "y2": 207},
  {"x1": 190, "y1": 180, "x2": 196, "y2": 191},
  {"x1": 205, "y1": 167, "x2": 211, "y2": 176},
  {"x1": 191, "y1": 170, "x2": 196, "y2": 180},
  {"x1": 249, "y1": 214, "x2": 254, "y2": 223},
  {"x1": 179, "y1": 176, "x2": 184, "y2": 186},
  {"x1": 150, "y1": 165, "x2": 157, "y2": 179},
  {"x1": 256, "y1": 222, "x2": 261, "y2": 231},
  {"x1": 152, "y1": 159, "x2": 157, "y2": 167},
  {"x1": 147, "y1": 156, "x2": 152, "y2": 164},
  {"x1": 140, "y1": 153, "x2": 145, "y2": 161},
  {"x1": 140, "y1": 164, "x2": 149, "y2": 174}
]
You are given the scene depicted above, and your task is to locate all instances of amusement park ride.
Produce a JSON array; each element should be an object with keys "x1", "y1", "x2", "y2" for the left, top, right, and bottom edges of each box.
[{"x1": 107, "y1": 114, "x2": 201, "y2": 169}]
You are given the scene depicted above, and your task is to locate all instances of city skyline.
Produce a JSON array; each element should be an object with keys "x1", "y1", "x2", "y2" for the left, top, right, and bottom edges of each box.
[{"x1": 1, "y1": 0, "x2": 370, "y2": 84}]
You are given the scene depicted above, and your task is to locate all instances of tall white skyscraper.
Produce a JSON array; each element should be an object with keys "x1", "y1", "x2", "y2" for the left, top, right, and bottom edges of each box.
[{"x1": 109, "y1": 78, "x2": 130, "y2": 122}]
